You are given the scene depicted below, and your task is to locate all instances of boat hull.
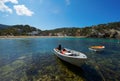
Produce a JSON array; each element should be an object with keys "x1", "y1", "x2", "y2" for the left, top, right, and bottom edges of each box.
[
  {"x1": 89, "y1": 48, "x2": 104, "y2": 52},
  {"x1": 89, "y1": 46, "x2": 105, "y2": 52},
  {"x1": 53, "y1": 49, "x2": 87, "y2": 67}
]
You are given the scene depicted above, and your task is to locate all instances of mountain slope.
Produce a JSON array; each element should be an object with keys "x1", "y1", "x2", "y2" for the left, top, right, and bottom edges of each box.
[
  {"x1": 0, "y1": 24, "x2": 41, "y2": 36},
  {"x1": 0, "y1": 24, "x2": 10, "y2": 29},
  {"x1": 0, "y1": 22, "x2": 120, "y2": 39},
  {"x1": 41, "y1": 22, "x2": 120, "y2": 38}
]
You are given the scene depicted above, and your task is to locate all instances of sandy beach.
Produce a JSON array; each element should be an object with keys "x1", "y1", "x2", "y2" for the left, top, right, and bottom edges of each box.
[
  {"x1": 0, "y1": 36, "x2": 51, "y2": 38},
  {"x1": 0, "y1": 36, "x2": 86, "y2": 39}
]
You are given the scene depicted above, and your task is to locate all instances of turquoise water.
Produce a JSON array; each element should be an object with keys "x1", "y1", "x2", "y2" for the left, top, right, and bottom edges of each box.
[{"x1": 0, "y1": 37, "x2": 120, "y2": 81}]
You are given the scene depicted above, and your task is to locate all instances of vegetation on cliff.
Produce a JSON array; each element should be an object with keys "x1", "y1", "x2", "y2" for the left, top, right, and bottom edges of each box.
[
  {"x1": 0, "y1": 25, "x2": 41, "y2": 36},
  {"x1": 0, "y1": 22, "x2": 120, "y2": 38}
]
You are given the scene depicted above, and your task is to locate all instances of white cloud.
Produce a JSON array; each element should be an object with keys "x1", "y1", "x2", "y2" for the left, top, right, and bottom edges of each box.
[
  {"x1": 14, "y1": 5, "x2": 34, "y2": 16},
  {"x1": 3, "y1": 0, "x2": 18, "y2": 4},
  {"x1": 0, "y1": 0, "x2": 34, "y2": 16},
  {"x1": 0, "y1": 1, "x2": 12, "y2": 13},
  {"x1": 65, "y1": 0, "x2": 70, "y2": 5},
  {"x1": 0, "y1": 0, "x2": 18, "y2": 13}
]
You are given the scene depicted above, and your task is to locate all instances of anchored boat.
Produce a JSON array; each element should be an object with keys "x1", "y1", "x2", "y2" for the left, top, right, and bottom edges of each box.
[
  {"x1": 89, "y1": 46, "x2": 105, "y2": 52},
  {"x1": 53, "y1": 48, "x2": 87, "y2": 67}
]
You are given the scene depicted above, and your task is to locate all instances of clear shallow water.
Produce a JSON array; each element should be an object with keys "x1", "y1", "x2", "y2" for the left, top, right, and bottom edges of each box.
[{"x1": 0, "y1": 37, "x2": 120, "y2": 81}]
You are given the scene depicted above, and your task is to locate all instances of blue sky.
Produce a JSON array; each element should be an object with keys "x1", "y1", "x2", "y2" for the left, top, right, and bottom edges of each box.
[{"x1": 0, "y1": 0, "x2": 120, "y2": 30}]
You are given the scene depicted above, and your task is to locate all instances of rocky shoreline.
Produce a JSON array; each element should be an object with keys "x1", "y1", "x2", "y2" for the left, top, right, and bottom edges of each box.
[{"x1": 87, "y1": 29, "x2": 120, "y2": 39}]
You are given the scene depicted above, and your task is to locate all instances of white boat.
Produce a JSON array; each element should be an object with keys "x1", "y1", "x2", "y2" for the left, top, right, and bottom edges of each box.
[
  {"x1": 53, "y1": 48, "x2": 87, "y2": 67},
  {"x1": 89, "y1": 46, "x2": 105, "y2": 52}
]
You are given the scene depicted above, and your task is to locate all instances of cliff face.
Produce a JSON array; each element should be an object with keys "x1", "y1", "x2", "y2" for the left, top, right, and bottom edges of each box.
[
  {"x1": 86, "y1": 22, "x2": 120, "y2": 39},
  {"x1": 87, "y1": 29, "x2": 120, "y2": 39}
]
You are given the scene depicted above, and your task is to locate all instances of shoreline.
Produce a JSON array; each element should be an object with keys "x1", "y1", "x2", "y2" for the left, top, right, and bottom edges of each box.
[{"x1": 0, "y1": 36, "x2": 86, "y2": 39}]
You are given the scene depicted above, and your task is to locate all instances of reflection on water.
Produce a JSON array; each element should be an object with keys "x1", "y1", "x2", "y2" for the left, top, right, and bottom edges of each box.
[
  {"x1": 0, "y1": 38, "x2": 120, "y2": 81},
  {"x1": 56, "y1": 57, "x2": 103, "y2": 81}
]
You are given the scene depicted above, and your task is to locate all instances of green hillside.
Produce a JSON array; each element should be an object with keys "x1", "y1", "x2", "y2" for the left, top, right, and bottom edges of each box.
[
  {"x1": 0, "y1": 22, "x2": 120, "y2": 39},
  {"x1": 0, "y1": 25, "x2": 41, "y2": 36}
]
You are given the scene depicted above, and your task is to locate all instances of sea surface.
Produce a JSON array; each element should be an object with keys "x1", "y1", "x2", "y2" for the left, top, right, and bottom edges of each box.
[{"x1": 0, "y1": 37, "x2": 120, "y2": 81}]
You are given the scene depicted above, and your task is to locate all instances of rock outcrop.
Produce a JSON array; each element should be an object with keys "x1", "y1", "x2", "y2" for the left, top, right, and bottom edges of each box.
[{"x1": 87, "y1": 29, "x2": 120, "y2": 39}]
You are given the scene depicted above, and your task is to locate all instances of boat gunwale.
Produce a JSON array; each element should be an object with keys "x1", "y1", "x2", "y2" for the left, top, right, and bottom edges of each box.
[{"x1": 53, "y1": 48, "x2": 87, "y2": 59}]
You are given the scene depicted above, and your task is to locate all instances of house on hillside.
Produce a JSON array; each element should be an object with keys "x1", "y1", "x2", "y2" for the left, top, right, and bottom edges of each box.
[{"x1": 28, "y1": 31, "x2": 39, "y2": 36}]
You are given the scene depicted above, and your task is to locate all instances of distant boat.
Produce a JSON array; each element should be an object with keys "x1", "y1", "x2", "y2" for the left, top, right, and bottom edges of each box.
[
  {"x1": 53, "y1": 48, "x2": 87, "y2": 67},
  {"x1": 89, "y1": 46, "x2": 105, "y2": 52}
]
